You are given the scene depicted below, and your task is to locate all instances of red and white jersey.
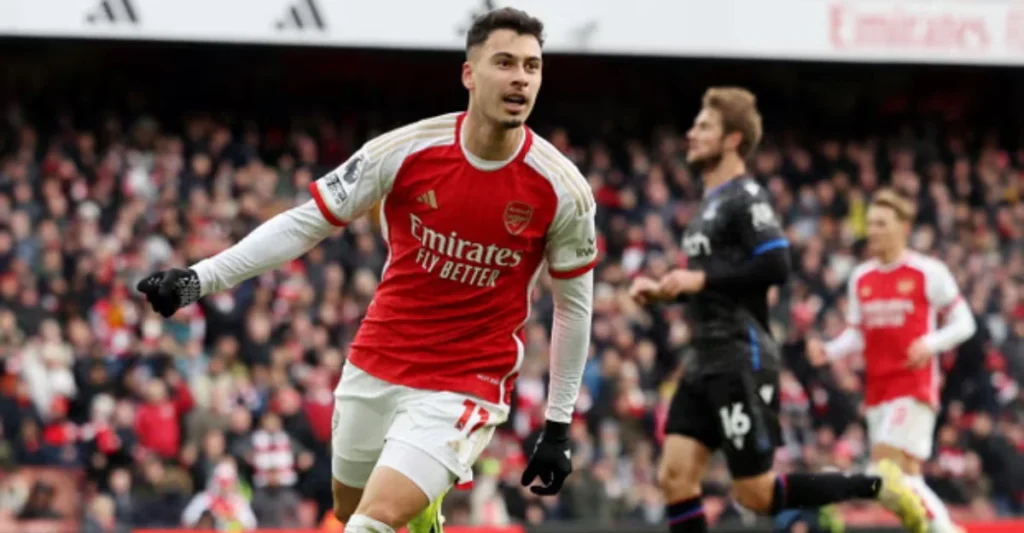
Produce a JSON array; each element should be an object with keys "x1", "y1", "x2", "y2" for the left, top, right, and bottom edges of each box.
[
  {"x1": 845, "y1": 251, "x2": 962, "y2": 408},
  {"x1": 308, "y1": 113, "x2": 597, "y2": 406}
]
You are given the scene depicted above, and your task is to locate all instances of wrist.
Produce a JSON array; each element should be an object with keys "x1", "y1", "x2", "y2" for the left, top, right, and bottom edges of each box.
[
  {"x1": 695, "y1": 267, "x2": 716, "y2": 291},
  {"x1": 543, "y1": 420, "x2": 570, "y2": 441},
  {"x1": 178, "y1": 269, "x2": 202, "y2": 304}
]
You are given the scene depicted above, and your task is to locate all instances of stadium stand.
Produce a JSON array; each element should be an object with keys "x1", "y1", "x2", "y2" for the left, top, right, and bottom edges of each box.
[{"x1": 0, "y1": 28, "x2": 1022, "y2": 533}]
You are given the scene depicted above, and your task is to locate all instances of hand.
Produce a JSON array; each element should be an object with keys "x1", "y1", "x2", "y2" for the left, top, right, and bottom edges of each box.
[
  {"x1": 658, "y1": 269, "x2": 705, "y2": 298},
  {"x1": 136, "y1": 268, "x2": 201, "y2": 318},
  {"x1": 521, "y1": 421, "x2": 572, "y2": 496},
  {"x1": 805, "y1": 337, "x2": 828, "y2": 367},
  {"x1": 629, "y1": 276, "x2": 666, "y2": 306},
  {"x1": 906, "y1": 338, "x2": 934, "y2": 369},
  {"x1": 297, "y1": 452, "x2": 315, "y2": 471}
]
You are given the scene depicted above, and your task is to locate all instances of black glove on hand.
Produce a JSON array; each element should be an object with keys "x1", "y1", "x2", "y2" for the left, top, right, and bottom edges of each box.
[
  {"x1": 136, "y1": 268, "x2": 201, "y2": 318},
  {"x1": 520, "y1": 420, "x2": 572, "y2": 495}
]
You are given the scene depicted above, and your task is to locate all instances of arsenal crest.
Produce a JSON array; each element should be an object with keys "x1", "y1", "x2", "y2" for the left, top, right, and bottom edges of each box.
[
  {"x1": 503, "y1": 201, "x2": 534, "y2": 235},
  {"x1": 897, "y1": 279, "x2": 915, "y2": 294}
]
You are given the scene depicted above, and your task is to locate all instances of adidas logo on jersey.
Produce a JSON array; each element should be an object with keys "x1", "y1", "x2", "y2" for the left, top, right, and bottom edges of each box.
[{"x1": 417, "y1": 190, "x2": 438, "y2": 209}]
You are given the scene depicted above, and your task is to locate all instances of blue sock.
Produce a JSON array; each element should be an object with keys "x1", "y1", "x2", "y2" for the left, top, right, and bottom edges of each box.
[{"x1": 665, "y1": 496, "x2": 707, "y2": 532}]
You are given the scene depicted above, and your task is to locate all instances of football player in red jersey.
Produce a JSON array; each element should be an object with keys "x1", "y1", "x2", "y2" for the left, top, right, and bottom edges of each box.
[
  {"x1": 809, "y1": 189, "x2": 976, "y2": 533},
  {"x1": 137, "y1": 8, "x2": 598, "y2": 533}
]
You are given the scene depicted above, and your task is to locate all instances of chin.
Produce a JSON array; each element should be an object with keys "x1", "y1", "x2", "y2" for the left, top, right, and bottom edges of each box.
[
  {"x1": 688, "y1": 152, "x2": 721, "y2": 174},
  {"x1": 499, "y1": 117, "x2": 525, "y2": 129}
]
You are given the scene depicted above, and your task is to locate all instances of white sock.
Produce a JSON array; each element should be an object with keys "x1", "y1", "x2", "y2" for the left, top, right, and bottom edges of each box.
[
  {"x1": 905, "y1": 475, "x2": 954, "y2": 530},
  {"x1": 344, "y1": 513, "x2": 396, "y2": 533}
]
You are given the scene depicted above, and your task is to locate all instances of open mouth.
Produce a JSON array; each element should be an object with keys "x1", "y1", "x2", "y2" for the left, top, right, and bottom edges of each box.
[{"x1": 502, "y1": 94, "x2": 528, "y2": 112}]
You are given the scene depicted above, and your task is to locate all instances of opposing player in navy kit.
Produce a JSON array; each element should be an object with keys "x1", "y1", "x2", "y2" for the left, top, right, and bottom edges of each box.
[{"x1": 629, "y1": 87, "x2": 928, "y2": 533}]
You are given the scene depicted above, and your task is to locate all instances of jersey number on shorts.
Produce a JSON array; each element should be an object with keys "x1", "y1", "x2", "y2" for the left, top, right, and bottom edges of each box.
[
  {"x1": 719, "y1": 403, "x2": 752, "y2": 450},
  {"x1": 456, "y1": 399, "x2": 490, "y2": 436}
]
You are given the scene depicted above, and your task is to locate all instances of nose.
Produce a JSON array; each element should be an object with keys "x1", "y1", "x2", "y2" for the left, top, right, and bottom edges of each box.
[{"x1": 511, "y1": 72, "x2": 529, "y2": 89}]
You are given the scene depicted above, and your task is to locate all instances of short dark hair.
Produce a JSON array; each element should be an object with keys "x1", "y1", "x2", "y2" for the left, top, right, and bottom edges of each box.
[{"x1": 465, "y1": 8, "x2": 545, "y2": 53}]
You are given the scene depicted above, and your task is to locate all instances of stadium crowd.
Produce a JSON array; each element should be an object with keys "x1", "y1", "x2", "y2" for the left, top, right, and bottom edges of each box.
[{"x1": 0, "y1": 64, "x2": 1023, "y2": 531}]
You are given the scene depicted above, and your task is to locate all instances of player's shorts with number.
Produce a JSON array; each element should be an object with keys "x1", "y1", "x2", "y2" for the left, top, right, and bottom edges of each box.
[
  {"x1": 330, "y1": 360, "x2": 506, "y2": 488},
  {"x1": 665, "y1": 367, "x2": 781, "y2": 478},
  {"x1": 865, "y1": 396, "x2": 936, "y2": 460}
]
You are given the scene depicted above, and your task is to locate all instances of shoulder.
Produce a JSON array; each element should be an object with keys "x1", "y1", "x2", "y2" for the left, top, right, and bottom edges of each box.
[
  {"x1": 715, "y1": 177, "x2": 768, "y2": 218},
  {"x1": 905, "y1": 251, "x2": 953, "y2": 280},
  {"x1": 726, "y1": 177, "x2": 772, "y2": 206},
  {"x1": 362, "y1": 113, "x2": 458, "y2": 161},
  {"x1": 850, "y1": 260, "x2": 880, "y2": 284},
  {"x1": 522, "y1": 133, "x2": 594, "y2": 217}
]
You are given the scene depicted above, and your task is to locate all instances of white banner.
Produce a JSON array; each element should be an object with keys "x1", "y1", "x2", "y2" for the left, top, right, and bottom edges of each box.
[{"x1": 2, "y1": 0, "x2": 1024, "y2": 65}]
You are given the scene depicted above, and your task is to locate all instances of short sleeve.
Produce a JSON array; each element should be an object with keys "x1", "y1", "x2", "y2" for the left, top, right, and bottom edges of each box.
[
  {"x1": 308, "y1": 148, "x2": 395, "y2": 227},
  {"x1": 546, "y1": 194, "x2": 598, "y2": 279},
  {"x1": 734, "y1": 181, "x2": 788, "y2": 257},
  {"x1": 307, "y1": 114, "x2": 456, "y2": 226},
  {"x1": 925, "y1": 260, "x2": 961, "y2": 311}
]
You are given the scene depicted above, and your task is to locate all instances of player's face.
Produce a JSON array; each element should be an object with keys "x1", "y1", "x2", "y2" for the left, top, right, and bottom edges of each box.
[
  {"x1": 686, "y1": 108, "x2": 731, "y2": 171},
  {"x1": 463, "y1": 29, "x2": 542, "y2": 129},
  {"x1": 866, "y1": 205, "x2": 908, "y2": 255}
]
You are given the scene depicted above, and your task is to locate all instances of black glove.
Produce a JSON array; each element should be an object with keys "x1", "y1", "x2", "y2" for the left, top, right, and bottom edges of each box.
[
  {"x1": 520, "y1": 420, "x2": 572, "y2": 495},
  {"x1": 135, "y1": 268, "x2": 201, "y2": 318}
]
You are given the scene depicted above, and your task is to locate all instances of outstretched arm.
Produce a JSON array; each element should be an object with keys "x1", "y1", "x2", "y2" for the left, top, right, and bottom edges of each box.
[{"x1": 190, "y1": 200, "x2": 335, "y2": 296}]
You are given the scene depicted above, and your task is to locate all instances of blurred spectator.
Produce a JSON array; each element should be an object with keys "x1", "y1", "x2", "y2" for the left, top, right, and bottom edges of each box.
[
  {"x1": 181, "y1": 461, "x2": 257, "y2": 530},
  {"x1": 130, "y1": 455, "x2": 191, "y2": 527},
  {"x1": 82, "y1": 494, "x2": 129, "y2": 533},
  {"x1": 134, "y1": 379, "x2": 182, "y2": 460},
  {"x1": 16, "y1": 482, "x2": 61, "y2": 520}
]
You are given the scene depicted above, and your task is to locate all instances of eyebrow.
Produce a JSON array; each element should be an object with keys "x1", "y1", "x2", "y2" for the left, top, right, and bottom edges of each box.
[{"x1": 490, "y1": 51, "x2": 542, "y2": 62}]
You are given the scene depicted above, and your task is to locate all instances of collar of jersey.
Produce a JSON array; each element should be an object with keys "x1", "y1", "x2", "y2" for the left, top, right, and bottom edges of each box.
[
  {"x1": 458, "y1": 113, "x2": 527, "y2": 172},
  {"x1": 874, "y1": 250, "x2": 911, "y2": 272},
  {"x1": 703, "y1": 174, "x2": 746, "y2": 199}
]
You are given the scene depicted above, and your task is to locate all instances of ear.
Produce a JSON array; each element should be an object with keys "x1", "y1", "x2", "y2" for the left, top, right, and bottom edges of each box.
[
  {"x1": 723, "y1": 131, "x2": 743, "y2": 153},
  {"x1": 462, "y1": 61, "x2": 475, "y2": 91}
]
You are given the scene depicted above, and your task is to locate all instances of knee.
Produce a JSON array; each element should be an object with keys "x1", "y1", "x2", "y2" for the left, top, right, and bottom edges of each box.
[
  {"x1": 657, "y1": 458, "x2": 701, "y2": 502},
  {"x1": 351, "y1": 502, "x2": 404, "y2": 529},
  {"x1": 871, "y1": 445, "x2": 919, "y2": 475},
  {"x1": 732, "y1": 475, "x2": 776, "y2": 515}
]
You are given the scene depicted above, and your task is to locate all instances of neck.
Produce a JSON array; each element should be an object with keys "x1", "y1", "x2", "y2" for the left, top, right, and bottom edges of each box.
[
  {"x1": 462, "y1": 106, "x2": 523, "y2": 161},
  {"x1": 879, "y1": 244, "x2": 906, "y2": 264},
  {"x1": 702, "y1": 153, "x2": 746, "y2": 197}
]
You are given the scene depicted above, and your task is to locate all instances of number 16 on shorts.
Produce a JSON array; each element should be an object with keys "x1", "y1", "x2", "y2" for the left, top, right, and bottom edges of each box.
[{"x1": 719, "y1": 402, "x2": 752, "y2": 450}]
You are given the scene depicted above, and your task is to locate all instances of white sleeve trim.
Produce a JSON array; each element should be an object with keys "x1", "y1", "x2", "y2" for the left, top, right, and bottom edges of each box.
[
  {"x1": 921, "y1": 299, "x2": 976, "y2": 353},
  {"x1": 825, "y1": 327, "x2": 865, "y2": 360},
  {"x1": 190, "y1": 200, "x2": 335, "y2": 296},
  {"x1": 544, "y1": 270, "x2": 594, "y2": 424}
]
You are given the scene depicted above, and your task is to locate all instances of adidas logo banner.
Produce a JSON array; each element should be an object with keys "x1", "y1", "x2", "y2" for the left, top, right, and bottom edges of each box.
[
  {"x1": 85, "y1": 0, "x2": 139, "y2": 25},
  {"x1": 275, "y1": 0, "x2": 326, "y2": 32}
]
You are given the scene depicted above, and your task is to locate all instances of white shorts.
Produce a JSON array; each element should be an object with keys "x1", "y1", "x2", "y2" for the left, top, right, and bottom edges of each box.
[
  {"x1": 330, "y1": 360, "x2": 506, "y2": 498},
  {"x1": 865, "y1": 396, "x2": 937, "y2": 460}
]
